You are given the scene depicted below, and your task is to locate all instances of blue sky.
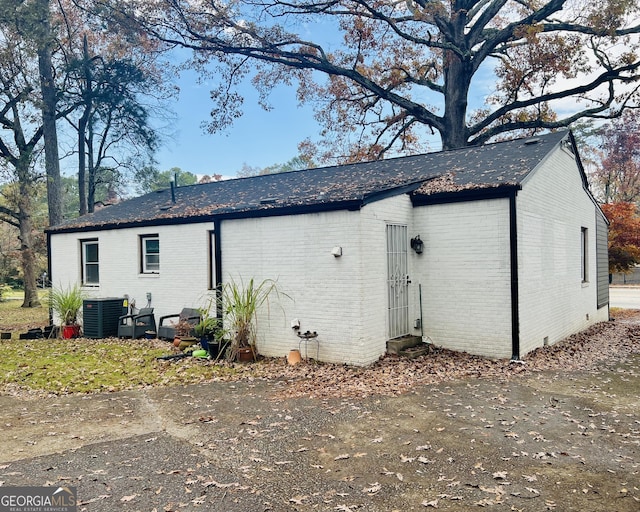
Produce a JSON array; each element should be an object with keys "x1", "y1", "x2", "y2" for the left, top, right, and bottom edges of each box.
[
  {"x1": 154, "y1": 70, "x2": 322, "y2": 178},
  {"x1": 153, "y1": 61, "x2": 494, "y2": 179}
]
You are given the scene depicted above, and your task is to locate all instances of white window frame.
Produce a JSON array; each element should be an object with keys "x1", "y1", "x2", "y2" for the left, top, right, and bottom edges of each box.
[
  {"x1": 81, "y1": 239, "x2": 99, "y2": 286},
  {"x1": 141, "y1": 234, "x2": 160, "y2": 274}
]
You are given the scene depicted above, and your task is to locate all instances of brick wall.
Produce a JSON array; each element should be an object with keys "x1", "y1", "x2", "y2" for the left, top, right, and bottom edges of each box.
[
  {"x1": 221, "y1": 209, "x2": 370, "y2": 363},
  {"x1": 220, "y1": 196, "x2": 414, "y2": 365},
  {"x1": 412, "y1": 198, "x2": 513, "y2": 358},
  {"x1": 49, "y1": 222, "x2": 215, "y2": 325},
  {"x1": 517, "y1": 146, "x2": 609, "y2": 355}
]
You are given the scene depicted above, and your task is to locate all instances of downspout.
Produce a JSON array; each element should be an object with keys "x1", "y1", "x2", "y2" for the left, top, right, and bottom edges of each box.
[
  {"x1": 46, "y1": 230, "x2": 53, "y2": 326},
  {"x1": 214, "y1": 218, "x2": 223, "y2": 318},
  {"x1": 509, "y1": 189, "x2": 521, "y2": 361},
  {"x1": 419, "y1": 283, "x2": 424, "y2": 339}
]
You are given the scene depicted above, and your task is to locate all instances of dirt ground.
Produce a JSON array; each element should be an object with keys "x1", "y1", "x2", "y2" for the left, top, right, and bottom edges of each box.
[{"x1": 0, "y1": 321, "x2": 639, "y2": 511}]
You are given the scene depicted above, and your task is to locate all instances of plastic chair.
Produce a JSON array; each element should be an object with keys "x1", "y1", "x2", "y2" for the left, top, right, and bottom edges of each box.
[
  {"x1": 118, "y1": 308, "x2": 156, "y2": 339},
  {"x1": 157, "y1": 308, "x2": 201, "y2": 340}
]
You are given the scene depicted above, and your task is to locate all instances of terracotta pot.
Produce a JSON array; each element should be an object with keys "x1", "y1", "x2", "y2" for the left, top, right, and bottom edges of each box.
[
  {"x1": 237, "y1": 347, "x2": 253, "y2": 362},
  {"x1": 287, "y1": 349, "x2": 302, "y2": 365}
]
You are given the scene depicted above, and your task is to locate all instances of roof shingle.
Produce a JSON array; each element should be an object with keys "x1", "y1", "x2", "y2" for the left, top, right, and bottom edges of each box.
[{"x1": 49, "y1": 131, "x2": 571, "y2": 232}]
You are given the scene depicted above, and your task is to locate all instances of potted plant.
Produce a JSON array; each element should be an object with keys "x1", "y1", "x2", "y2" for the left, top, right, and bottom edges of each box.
[
  {"x1": 48, "y1": 284, "x2": 85, "y2": 338},
  {"x1": 194, "y1": 298, "x2": 225, "y2": 357},
  {"x1": 222, "y1": 277, "x2": 289, "y2": 362},
  {"x1": 194, "y1": 316, "x2": 222, "y2": 355},
  {"x1": 173, "y1": 319, "x2": 196, "y2": 349}
]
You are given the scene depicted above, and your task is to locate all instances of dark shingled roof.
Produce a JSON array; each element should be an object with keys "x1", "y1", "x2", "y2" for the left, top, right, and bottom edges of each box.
[{"x1": 49, "y1": 131, "x2": 573, "y2": 233}]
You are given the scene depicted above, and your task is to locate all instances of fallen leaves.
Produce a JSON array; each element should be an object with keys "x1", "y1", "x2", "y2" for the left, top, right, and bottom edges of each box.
[
  {"x1": 361, "y1": 482, "x2": 381, "y2": 494},
  {"x1": 1, "y1": 314, "x2": 638, "y2": 512},
  {"x1": 289, "y1": 495, "x2": 308, "y2": 505},
  {"x1": 265, "y1": 317, "x2": 640, "y2": 401},
  {"x1": 422, "y1": 497, "x2": 439, "y2": 508},
  {"x1": 3, "y1": 310, "x2": 639, "y2": 401}
]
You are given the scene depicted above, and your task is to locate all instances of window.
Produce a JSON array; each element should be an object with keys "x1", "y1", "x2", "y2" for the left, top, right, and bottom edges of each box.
[
  {"x1": 141, "y1": 235, "x2": 160, "y2": 273},
  {"x1": 581, "y1": 227, "x2": 588, "y2": 283},
  {"x1": 81, "y1": 239, "x2": 99, "y2": 285}
]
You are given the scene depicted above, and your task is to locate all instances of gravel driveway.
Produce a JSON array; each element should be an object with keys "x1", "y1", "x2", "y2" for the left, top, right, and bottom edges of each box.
[{"x1": 1, "y1": 317, "x2": 639, "y2": 511}]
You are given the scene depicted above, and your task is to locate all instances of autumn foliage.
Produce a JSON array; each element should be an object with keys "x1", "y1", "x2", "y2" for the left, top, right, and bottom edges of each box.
[
  {"x1": 592, "y1": 112, "x2": 640, "y2": 203},
  {"x1": 601, "y1": 202, "x2": 640, "y2": 273}
]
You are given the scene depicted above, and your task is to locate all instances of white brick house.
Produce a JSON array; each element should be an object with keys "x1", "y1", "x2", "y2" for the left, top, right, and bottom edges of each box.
[{"x1": 47, "y1": 131, "x2": 609, "y2": 364}]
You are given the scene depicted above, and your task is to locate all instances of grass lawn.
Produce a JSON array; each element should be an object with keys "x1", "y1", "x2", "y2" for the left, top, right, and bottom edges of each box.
[
  {"x1": 0, "y1": 289, "x2": 49, "y2": 333},
  {"x1": 0, "y1": 293, "x2": 238, "y2": 395}
]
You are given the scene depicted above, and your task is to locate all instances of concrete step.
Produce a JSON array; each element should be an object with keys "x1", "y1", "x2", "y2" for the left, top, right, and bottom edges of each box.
[
  {"x1": 386, "y1": 335, "x2": 423, "y2": 355},
  {"x1": 398, "y1": 343, "x2": 430, "y2": 359}
]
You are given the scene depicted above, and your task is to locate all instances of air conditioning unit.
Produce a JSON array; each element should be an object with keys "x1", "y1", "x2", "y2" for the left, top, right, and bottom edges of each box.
[{"x1": 83, "y1": 298, "x2": 128, "y2": 338}]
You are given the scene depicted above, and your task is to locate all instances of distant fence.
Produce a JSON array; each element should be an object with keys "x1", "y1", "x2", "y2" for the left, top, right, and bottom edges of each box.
[{"x1": 611, "y1": 267, "x2": 640, "y2": 285}]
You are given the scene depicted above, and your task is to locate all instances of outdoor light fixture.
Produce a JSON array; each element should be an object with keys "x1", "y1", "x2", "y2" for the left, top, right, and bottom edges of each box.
[{"x1": 410, "y1": 235, "x2": 424, "y2": 254}]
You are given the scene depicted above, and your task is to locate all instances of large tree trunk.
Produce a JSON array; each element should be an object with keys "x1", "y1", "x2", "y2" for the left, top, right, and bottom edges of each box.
[
  {"x1": 78, "y1": 108, "x2": 90, "y2": 216},
  {"x1": 77, "y1": 35, "x2": 92, "y2": 216},
  {"x1": 87, "y1": 119, "x2": 96, "y2": 213},
  {"x1": 440, "y1": 6, "x2": 472, "y2": 151},
  {"x1": 37, "y1": 0, "x2": 62, "y2": 226},
  {"x1": 441, "y1": 53, "x2": 471, "y2": 150},
  {"x1": 17, "y1": 174, "x2": 40, "y2": 308}
]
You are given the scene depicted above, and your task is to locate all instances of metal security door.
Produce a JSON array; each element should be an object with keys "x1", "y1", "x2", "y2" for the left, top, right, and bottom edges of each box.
[{"x1": 387, "y1": 224, "x2": 410, "y2": 339}]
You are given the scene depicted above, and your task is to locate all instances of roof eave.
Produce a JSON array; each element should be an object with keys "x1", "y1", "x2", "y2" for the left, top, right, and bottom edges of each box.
[
  {"x1": 46, "y1": 198, "x2": 365, "y2": 235},
  {"x1": 411, "y1": 184, "x2": 522, "y2": 206}
]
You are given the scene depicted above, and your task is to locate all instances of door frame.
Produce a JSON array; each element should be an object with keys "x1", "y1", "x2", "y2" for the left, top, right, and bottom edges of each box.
[{"x1": 386, "y1": 223, "x2": 410, "y2": 339}]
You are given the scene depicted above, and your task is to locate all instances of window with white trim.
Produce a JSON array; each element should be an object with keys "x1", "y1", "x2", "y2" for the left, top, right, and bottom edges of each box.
[
  {"x1": 141, "y1": 235, "x2": 160, "y2": 274},
  {"x1": 81, "y1": 239, "x2": 99, "y2": 285}
]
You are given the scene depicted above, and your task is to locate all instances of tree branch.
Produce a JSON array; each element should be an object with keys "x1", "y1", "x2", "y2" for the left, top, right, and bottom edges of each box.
[{"x1": 0, "y1": 205, "x2": 20, "y2": 227}]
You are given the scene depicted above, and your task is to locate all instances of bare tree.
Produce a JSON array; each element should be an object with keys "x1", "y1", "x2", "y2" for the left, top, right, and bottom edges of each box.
[{"x1": 0, "y1": 29, "x2": 45, "y2": 306}]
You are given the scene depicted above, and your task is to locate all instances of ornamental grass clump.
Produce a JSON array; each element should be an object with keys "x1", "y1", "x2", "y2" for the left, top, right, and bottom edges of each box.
[
  {"x1": 222, "y1": 277, "x2": 290, "y2": 362},
  {"x1": 48, "y1": 284, "x2": 85, "y2": 326}
]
